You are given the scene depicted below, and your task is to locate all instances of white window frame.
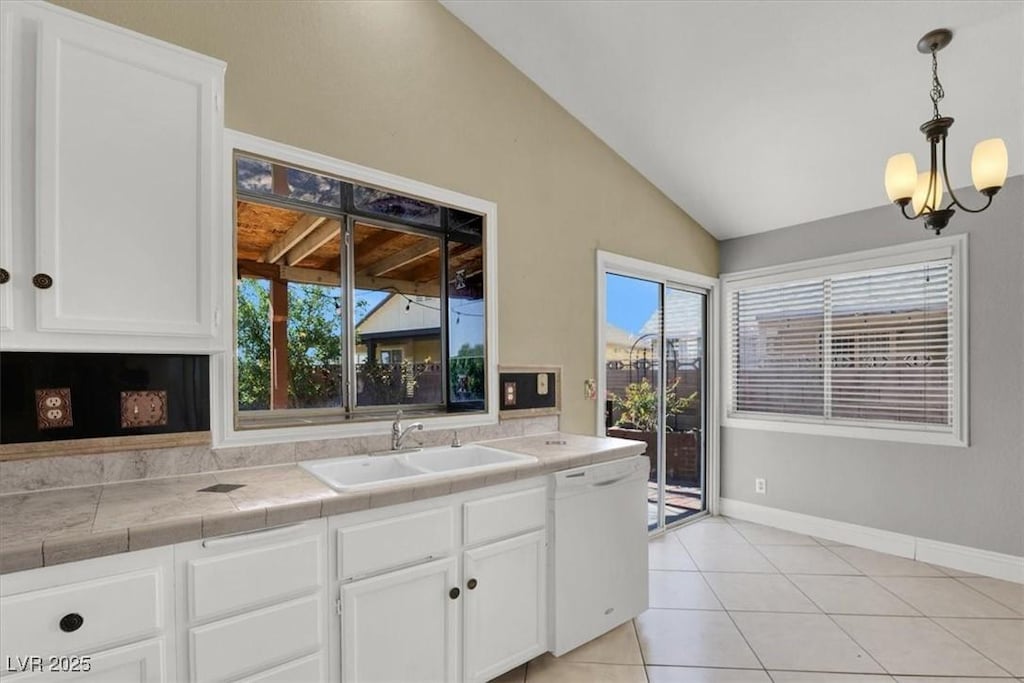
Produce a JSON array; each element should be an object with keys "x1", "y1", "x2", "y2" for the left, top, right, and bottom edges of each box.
[
  {"x1": 720, "y1": 235, "x2": 968, "y2": 447},
  {"x1": 213, "y1": 130, "x2": 499, "y2": 448}
]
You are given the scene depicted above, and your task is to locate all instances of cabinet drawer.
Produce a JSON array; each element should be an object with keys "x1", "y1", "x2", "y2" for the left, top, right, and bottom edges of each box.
[
  {"x1": 0, "y1": 568, "x2": 163, "y2": 661},
  {"x1": 463, "y1": 487, "x2": 546, "y2": 546},
  {"x1": 337, "y1": 507, "x2": 454, "y2": 580},
  {"x1": 189, "y1": 595, "x2": 322, "y2": 682},
  {"x1": 187, "y1": 532, "x2": 323, "y2": 623}
]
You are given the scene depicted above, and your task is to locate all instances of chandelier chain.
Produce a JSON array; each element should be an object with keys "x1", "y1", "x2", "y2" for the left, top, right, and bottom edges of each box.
[{"x1": 929, "y1": 49, "x2": 944, "y2": 119}]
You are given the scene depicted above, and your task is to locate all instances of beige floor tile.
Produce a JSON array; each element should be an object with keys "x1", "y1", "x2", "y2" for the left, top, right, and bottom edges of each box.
[
  {"x1": 649, "y1": 570, "x2": 723, "y2": 610},
  {"x1": 813, "y1": 536, "x2": 850, "y2": 547},
  {"x1": 787, "y1": 574, "x2": 918, "y2": 615},
  {"x1": 935, "y1": 618, "x2": 1024, "y2": 676},
  {"x1": 646, "y1": 666, "x2": 771, "y2": 682},
  {"x1": 524, "y1": 657, "x2": 647, "y2": 683},
  {"x1": 672, "y1": 521, "x2": 749, "y2": 546},
  {"x1": 874, "y1": 577, "x2": 1019, "y2": 618},
  {"x1": 727, "y1": 521, "x2": 818, "y2": 546},
  {"x1": 635, "y1": 609, "x2": 761, "y2": 668},
  {"x1": 755, "y1": 545, "x2": 860, "y2": 575},
  {"x1": 956, "y1": 577, "x2": 1024, "y2": 615},
  {"x1": 829, "y1": 546, "x2": 945, "y2": 577},
  {"x1": 650, "y1": 535, "x2": 698, "y2": 571},
  {"x1": 684, "y1": 543, "x2": 777, "y2": 573},
  {"x1": 769, "y1": 673, "x2": 896, "y2": 682},
  {"x1": 832, "y1": 615, "x2": 1009, "y2": 676},
  {"x1": 489, "y1": 664, "x2": 526, "y2": 683},
  {"x1": 731, "y1": 612, "x2": 883, "y2": 673},
  {"x1": 559, "y1": 622, "x2": 643, "y2": 665},
  {"x1": 703, "y1": 572, "x2": 819, "y2": 612}
]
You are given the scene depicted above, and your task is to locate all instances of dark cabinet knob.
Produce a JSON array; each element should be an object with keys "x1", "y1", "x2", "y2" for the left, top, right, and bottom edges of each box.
[
  {"x1": 59, "y1": 613, "x2": 84, "y2": 633},
  {"x1": 449, "y1": 587, "x2": 460, "y2": 600},
  {"x1": 0, "y1": 268, "x2": 8, "y2": 284},
  {"x1": 467, "y1": 578, "x2": 478, "y2": 590},
  {"x1": 32, "y1": 273, "x2": 53, "y2": 289}
]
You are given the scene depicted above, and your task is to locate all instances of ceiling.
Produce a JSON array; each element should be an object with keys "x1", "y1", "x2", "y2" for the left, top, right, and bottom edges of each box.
[{"x1": 442, "y1": 1, "x2": 1024, "y2": 239}]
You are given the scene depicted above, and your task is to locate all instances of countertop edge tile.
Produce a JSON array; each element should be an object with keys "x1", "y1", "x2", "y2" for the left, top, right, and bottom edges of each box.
[
  {"x1": 2, "y1": 433, "x2": 645, "y2": 573},
  {"x1": 266, "y1": 499, "x2": 323, "y2": 527},
  {"x1": 0, "y1": 540, "x2": 43, "y2": 573},
  {"x1": 129, "y1": 516, "x2": 204, "y2": 551},
  {"x1": 43, "y1": 528, "x2": 128, "y2": 567},
  {"x1": 202, "y1": 508, "x2": 267, "y2": 538}
]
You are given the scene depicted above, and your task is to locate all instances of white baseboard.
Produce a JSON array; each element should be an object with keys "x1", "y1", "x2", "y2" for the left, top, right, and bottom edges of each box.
[{"x1": 719, "y1": 498, "x2": 1023, "y2": 584}]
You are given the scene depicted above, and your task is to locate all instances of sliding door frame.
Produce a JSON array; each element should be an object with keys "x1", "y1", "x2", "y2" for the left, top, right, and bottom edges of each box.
[{"x1": 596, "y1": 251, "x2": 721, "y2": 518}]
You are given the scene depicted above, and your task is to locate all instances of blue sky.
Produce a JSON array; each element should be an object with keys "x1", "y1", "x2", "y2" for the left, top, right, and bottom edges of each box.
[{"x1": 606, "y1": 273, "x2": 659, "y2": 335}]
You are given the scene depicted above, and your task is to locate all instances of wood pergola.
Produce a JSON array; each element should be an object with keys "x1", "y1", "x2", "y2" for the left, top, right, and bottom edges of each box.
[{"x1": 236, "y1": 200, "x2": 482, "y2": 409}]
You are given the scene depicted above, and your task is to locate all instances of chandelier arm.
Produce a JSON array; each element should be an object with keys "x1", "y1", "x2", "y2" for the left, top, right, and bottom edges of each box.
[
  {"x1": 924, "y1": 140, "x2": 939, "y2": 212},
  {"x1": 939, "y1": 137, "x2": 994, "y2": 214},
  {"x1": 899, "y1": 202, "x2": 922, "y2": 220}
]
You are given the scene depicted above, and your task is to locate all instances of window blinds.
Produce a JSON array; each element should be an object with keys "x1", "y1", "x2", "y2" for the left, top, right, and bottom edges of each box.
[{"x1": 731, "y1": 259, "x2": 953, "y2": 428}]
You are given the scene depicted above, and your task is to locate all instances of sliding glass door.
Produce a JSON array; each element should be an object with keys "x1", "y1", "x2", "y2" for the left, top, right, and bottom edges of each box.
[{"x1": 604, "y1": 273, "x2": 708, "y2": 532}]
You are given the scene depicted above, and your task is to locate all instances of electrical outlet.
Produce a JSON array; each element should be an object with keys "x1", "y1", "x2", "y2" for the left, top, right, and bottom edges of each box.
[
  {"x1": 755, "y1": 478, "x2": 767, "y2": 494},
  {"x1": 36, "y1": 388, "x2": 73, "y2": 429},
  {"x1": 537, "y1": 373, "x2": 549, "y2": 396},
  {"x1": 503, "y1": 381, "x2": 517, "y2": 407},
  {"x1": 121, "y1": 390, "x2": 168, "y2": 428}
]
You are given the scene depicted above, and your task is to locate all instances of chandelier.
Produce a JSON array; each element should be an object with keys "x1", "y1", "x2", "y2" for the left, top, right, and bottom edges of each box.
[{"x1": 883, "y1": 29, "x2": 1008, "y2": 235}]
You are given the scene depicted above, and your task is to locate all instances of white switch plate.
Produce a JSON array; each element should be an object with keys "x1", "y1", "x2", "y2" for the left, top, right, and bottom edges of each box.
[
  {"x1": 537, "y1": 373, "x2": 549, "y2": 396},
  {"x1": 755, "y1": 478, "x2": 767, "y2": 494}
]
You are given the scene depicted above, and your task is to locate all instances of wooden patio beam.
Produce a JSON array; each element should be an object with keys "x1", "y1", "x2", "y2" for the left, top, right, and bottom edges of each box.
[
  {"x1": 359, "y1": 240, "x2": 439, "y2": 277},
  {"x1": 261, "y1": 214, "x2": 328, "y2": 264},
  {"x1": 238, "y1": 259, "x2": 440, "y2": 297},
  {"x1": 284, "y1": 219, "x2": 341, "y2": 266}
]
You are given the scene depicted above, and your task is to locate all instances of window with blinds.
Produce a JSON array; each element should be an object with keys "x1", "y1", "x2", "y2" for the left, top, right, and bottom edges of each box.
[{"x1": 729, "y1": 258, "x2": 955, "y2": 430}]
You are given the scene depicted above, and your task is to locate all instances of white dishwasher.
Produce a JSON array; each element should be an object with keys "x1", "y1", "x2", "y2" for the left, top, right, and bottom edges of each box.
[{"x1": 550, "y1": 455, "x2": 649, "y2": 655}]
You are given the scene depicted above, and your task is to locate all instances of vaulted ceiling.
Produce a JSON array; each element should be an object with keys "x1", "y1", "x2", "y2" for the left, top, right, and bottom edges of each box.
[{"x1": 442, "y1": 1, "x2": 1024, "y2": 239}]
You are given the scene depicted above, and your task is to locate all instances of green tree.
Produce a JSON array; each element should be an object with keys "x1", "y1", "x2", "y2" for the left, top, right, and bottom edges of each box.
[{"x1": 235, "y1": 279, "x2": 344, "y2": 410}]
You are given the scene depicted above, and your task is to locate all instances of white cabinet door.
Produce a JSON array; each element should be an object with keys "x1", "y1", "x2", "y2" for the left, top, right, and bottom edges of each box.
[
  {"x1": 340, "y1": 557, "x2": 459, "y2": 683},
  {"x1": 4, "y1": 638, "x2": 167, "y2": 683},
  {"x1": 0, "y1": 1, "x2": 225, "y2": 352},
  {"x1": 462, "y1": 531, "x2": 546, "y2": 683}
]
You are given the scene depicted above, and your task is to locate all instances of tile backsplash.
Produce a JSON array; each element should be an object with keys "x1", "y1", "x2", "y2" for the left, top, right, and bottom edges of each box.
[{"x1": 0, "y1": 415, "x2": 559, "y2": 495}]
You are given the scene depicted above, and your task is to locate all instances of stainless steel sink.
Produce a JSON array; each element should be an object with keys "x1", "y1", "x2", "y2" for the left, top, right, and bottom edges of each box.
[{"x1": 299, "y1": 444, "x2": 536, "y2": 492}]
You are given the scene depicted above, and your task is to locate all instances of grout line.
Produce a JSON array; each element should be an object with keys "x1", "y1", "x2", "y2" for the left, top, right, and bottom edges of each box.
[
  {"x1": 949, "y1": 575, "x2": 1024, "y2": 616},
  {"x1": 922, "y1": 614, "x2": 1018, "y2": 677}
]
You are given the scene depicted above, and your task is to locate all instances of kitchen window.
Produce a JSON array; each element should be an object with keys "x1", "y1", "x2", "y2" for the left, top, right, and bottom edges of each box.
[
  {"x1": 229, "y1": 141, "x2": 492, "y2": 434},
  {"x1": 722, "y1": 236, "x2": 967, "y2": 446}
]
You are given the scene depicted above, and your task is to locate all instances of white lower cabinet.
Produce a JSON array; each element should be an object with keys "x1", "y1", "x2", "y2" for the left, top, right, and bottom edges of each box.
[
  {"x1": 0, "y1": 548, "x2": 175, "y2": 682},
  {"x1": 462, "y1": 531, "x2": 546, "y2": 683},
  {"x1": 1, "y1": 476, "x2": 569, "y2": 683},
  {"x1": 175, "y1": 519, "x2": 327, "y2": 683},
  {"x1": 340, "y1": 557, "x2": 459, "y2": 683}
]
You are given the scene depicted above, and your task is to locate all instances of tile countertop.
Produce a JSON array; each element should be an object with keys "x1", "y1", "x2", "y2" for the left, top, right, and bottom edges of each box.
[{"x1": 0, "y1": 432, "x2": 645, "y2": 574}]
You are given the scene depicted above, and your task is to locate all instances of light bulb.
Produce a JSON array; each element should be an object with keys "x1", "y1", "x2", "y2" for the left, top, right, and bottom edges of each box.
[
  {"x1": 911, "y1": 171, "x2": 944, "y2": 215},
  {"x1": 971, "y1": 138, "x2": 1008, "y2": 193},
  {"x1": 884, "y1": 153, "x2": 918, "y2": 203}
]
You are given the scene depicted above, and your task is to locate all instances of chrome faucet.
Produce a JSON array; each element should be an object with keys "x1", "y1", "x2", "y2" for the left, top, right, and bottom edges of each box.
[{"x1": 391, "y1": 410, "x2": 423, "y2": 450}]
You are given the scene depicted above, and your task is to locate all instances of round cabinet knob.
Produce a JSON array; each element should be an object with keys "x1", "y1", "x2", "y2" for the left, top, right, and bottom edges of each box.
[
  {"x1": 449, "y1": 587, "x2": 460, "y2": 600},
  {"x1": 467, "y1": 578, "x2": 478, "y2": 590},
  {"x1": 59, "y1": 613, "x2": 84, "y2": 633},
  {"x1": 0, "y1": 268, "x2": 9, "y2": 284},
  {"x1": 32, "y1": 273, "x2": 53, "y2": 290}
]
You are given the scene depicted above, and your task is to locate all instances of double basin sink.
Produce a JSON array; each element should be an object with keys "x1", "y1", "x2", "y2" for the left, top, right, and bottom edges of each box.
[{"x1": 300, "y1": 444, "x2": 536, "y2": 492}]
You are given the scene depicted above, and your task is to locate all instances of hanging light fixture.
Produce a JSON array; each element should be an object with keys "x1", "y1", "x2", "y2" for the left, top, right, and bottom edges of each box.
[{"x1": 883, "y1": 28, "x2": 1008, "y2": 235}]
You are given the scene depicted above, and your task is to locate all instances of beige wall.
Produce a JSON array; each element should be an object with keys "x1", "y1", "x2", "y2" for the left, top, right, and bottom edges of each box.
[{"x1": 55, "y1": 0, "x2": 718, "y2": 433}]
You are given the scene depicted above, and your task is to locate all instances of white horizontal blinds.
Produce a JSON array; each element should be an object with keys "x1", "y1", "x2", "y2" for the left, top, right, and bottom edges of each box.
[
  {"x1": 733, "y1": 280, "x2": 825, "y2": 417},
  {"x1": 829, "y1": 260, "x2": 952, "y2": 426}
]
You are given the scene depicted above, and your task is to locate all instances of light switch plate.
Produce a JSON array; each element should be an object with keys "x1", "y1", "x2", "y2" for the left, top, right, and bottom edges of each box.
[
  {"x1": 36, "y1": 388, "x2": 73, "y2": 429},
  {"x1": 121, "y1": 390, "x2": 168, "y2": 428},
  {"x1": 537, "y1": 373, "x2": 549, "y2": 396}
]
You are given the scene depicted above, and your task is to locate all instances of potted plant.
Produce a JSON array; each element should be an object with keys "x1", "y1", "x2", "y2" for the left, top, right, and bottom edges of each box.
[{"x1": 607, "y1": 378, "x2": 698, "y2": 484}]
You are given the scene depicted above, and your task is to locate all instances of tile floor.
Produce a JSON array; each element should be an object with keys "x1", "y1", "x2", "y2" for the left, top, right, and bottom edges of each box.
[{"x1": 492, "y1": 516, "x2": 1024, "y2": 683}]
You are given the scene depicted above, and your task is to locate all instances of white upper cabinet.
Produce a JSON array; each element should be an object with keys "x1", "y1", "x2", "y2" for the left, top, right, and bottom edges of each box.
[{"x1": 0, "y1": 1, "x2": 225, "y2": 352}]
